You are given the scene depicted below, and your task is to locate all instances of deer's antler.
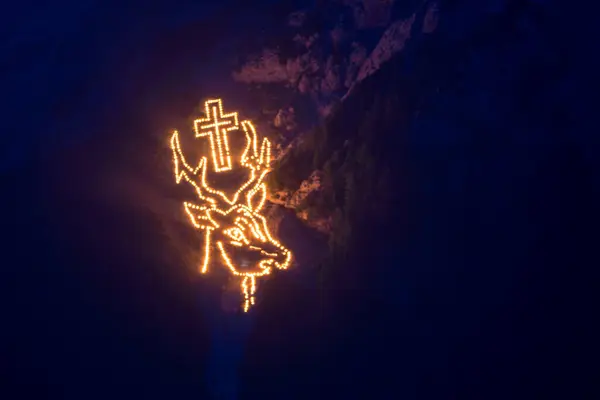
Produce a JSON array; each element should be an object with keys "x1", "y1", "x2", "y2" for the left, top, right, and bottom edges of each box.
[
  {"x1": 239, "y1": 120, "x2": 271, "y2": 212},
  {"x1": 171, "y1": 130, "x2": 217, "y2": 206},
  {"x1": 240, "y1": 120, "x2": 271, "y2": 171},
  {"x1": 170, "y1": 122, "x2": 272, "y2": 213}
]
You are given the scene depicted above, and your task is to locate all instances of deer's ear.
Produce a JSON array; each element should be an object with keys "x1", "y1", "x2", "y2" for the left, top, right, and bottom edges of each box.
[{"x1": 183, "y1": 202, "x2": 218, "y2": 230}]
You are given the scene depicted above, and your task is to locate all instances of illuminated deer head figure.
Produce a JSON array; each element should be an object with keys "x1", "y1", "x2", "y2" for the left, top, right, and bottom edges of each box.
[{"x1": 170, "y1": 99, "x2": 292, "y2": 312}]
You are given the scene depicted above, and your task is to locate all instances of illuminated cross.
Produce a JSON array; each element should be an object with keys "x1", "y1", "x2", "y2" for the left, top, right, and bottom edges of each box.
[{"x1": 194, "y1": 99, "x2": 240, "y2": 172}]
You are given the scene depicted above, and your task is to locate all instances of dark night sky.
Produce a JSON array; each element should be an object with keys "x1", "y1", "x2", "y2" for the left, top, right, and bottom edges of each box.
[
  {"x1": 2, "y1": 0, "x2": 292, "y2": 169},
  {"x1": 1, "y1": 1, "x2": 265, "y2": 397}
]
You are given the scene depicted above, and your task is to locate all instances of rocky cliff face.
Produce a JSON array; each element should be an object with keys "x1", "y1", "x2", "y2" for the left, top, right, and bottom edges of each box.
[
  {"x1": 268, "y1": 169, "x2": 332, "y2": 233},
  {"x1": 233, "y1": 1, "x2": 440, "y2": 234},
  {"x1": 240, "y1": 1, "x2": 597, "y2": 398},
  {"x1": 234, "y1": 1, "x2": 438, "y2": 118}
]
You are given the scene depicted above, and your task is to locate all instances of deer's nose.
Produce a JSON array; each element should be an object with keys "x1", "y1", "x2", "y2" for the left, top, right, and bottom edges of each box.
[{"x1": 273, "y1": 249, "x2": 291, "y2": 270}]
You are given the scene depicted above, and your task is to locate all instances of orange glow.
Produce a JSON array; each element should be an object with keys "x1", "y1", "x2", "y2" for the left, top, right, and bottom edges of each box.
[{"x1": 171, "y1": 99, "x2": 292, "y2": 312}]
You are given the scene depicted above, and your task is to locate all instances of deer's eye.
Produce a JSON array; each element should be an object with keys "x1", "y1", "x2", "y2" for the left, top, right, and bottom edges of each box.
[{"x1": 227, "y1": 227, "x2": 247, "y2": 243}]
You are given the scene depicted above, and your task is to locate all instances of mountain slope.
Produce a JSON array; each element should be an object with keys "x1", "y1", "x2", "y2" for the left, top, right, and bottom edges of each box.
[{"x1": 239, "y1": 1, "x2": 598, "y2": 398}]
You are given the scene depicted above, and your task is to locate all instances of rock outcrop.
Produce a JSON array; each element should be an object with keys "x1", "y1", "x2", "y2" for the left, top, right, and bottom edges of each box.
[
  {"x1": 344, "y1": 0, "x2": 396, "y2": 29},
  {"x1": 233, "y1": 1, "x2": 440, "y2": 125},
  {"x1": 354, "y1": 14, "x2": 416, "y2": 83},
  {"x1": 267, "y1": 169, "x2": 331, "y2": 234},
  {"x1": 273, "y1": 107, "x2": 297, "y2": 130}
]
